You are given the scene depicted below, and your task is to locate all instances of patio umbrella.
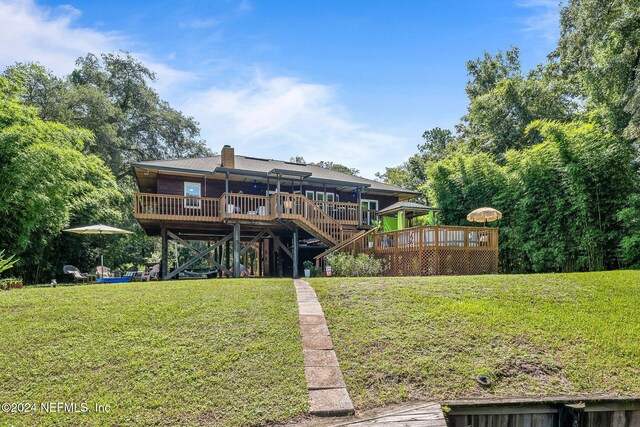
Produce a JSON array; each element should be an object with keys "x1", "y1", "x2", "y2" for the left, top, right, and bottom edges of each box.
[
  {"x1": 467, "y1": 207, "x2": 502, "y2": 226},
  {"x1": 64, "y1": 224, "x2": 133, "y2": 278}
]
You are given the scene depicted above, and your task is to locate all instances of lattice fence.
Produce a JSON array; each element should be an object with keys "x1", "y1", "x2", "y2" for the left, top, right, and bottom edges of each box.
[{"x1": 353, "y1": 225, "x2": 498, "y2": 276}]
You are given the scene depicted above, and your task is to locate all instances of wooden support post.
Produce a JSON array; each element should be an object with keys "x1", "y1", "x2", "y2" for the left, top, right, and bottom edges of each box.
[
  {"x1": 357, "y1": 188, "x2": 362, "y2": 226},
  {"x1": 434, "y1": 226, "x2": 440, "y2": 275},
  {"x1": 161, "y1": 227, "x2": 168, "y2": 279},
  {"x1": 240, "y1": 230, "x2": 267, "y2": 255},
  {"x1": 276, "y1": 175, "x2": 282, "y2": 218},
  {"x1": 225, "y1": 172, "x2": 229, "y2": 218},
  {"x1": 292, "y1": 226, "x2": 299, "y2": 278},
  {"x1": 265, "y1": 229, "x2": 293, "y2": 260},
  {"x1": 164, "y1": 233, "x2": 233, "y2": 280},
  {"x1": 225, "y1": 240, "x2": 231, "y2": 270},
  {"x1": 233, "y1": 223, "x2": 241, "y2": 278}
]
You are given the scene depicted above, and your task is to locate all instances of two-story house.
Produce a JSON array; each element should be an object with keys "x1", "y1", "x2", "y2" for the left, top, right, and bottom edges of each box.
[{"x1": 133, "y1": 145, "x2": 419, "y2": 279}]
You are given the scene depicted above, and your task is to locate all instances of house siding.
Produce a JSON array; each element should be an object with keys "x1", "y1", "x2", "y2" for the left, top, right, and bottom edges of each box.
[{"x1": 156, "y1": 173, "x2": 400, "y2": 209}]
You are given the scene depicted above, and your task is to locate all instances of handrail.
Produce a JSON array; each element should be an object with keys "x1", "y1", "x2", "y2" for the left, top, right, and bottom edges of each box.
[
  {"x1": 221, "y1": 193, "x2": 272, "y2": 219},
  {"x1": 134, "y1": 192, "x2": 221, "y2": 220},
  {"x1": 314, "y1": 228, "x2": 375, "y2": 264},
  {"x1": 277, "y1": 193, "x2": 343, "y2": 244},
  {"x1": 313, "y1": 200, "x2": 359, "y2": 224},
  {"x1": 374, "y1": 225, "x2": 499, "y2": 252}
]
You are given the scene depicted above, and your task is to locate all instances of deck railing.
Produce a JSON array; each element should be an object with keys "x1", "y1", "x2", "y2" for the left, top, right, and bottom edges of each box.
[
  {"x1": 134, "y1": 192, "x2": 346, "y2": 245},
  {"x1": 278, "y1": 193, "x2": 343, "y2": 244},
  {"x1": 318, "y1": 224, "x2": 499, "y2": 276},
  {"x1": 134, "y1": 193, "x2": 221, "y2": 221},
  {"x1": 222, "y1": 193, "x2": 272, "y2": 220},
  {"x1": 314, "y1": 201, "x2": 359, "y2": 225}
]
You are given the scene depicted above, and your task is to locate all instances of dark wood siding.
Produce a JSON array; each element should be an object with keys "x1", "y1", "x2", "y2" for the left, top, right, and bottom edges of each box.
[{"x1": 155, "y1": 174, "x2": 401, "y2": 208}]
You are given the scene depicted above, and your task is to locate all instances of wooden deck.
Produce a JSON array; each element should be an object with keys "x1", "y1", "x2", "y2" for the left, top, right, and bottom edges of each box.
[
  {"x1": 294, "y1": 401, "x2": 446, "y2": 426},
  {"x1": 135, "y1": 192, "x2": 371, "y2": 225},
  {"x1": 316, "y1": 224, "x2": 499, "y2": 276},
  {"x1": 135, "y1": 192, "x2": 361, "y2": 245}
]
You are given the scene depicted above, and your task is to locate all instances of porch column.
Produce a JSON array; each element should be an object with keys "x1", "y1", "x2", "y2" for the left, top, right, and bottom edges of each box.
[
  {"x1": 225, "y1": 172, "x2": 229, "y2": 217},
  {"x1": 233, "y1": 223, "x2": 241, "y2": 278},
  {"x1": 225, "y1": 240, "x2": 231, "y2": 270},
  {"x1": 276, "y1": 174, "x2": 282, "y2": 218},
  {"x1": 292, "y1": 227, "x2": 299, "y2": 278},
  {"x1": 161, "y1": 227, "x2": 168, "y2": 279},
  {"x1": 356, "y1": 188, "x2": 362, "y2": 226}
]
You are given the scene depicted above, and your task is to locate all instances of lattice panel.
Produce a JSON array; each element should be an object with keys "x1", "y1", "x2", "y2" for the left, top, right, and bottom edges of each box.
[
  {"x1": 374, "y1": 248, "x2": 498, "y2": 276},
  {"x1": 351, "y1": 225, "x2": 498, "y2": 277}
]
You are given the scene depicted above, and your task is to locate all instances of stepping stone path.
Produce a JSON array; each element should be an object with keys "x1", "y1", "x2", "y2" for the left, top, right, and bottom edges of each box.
[{"x1": 294, "y1": 279, "x2": 355, "y2": 417}]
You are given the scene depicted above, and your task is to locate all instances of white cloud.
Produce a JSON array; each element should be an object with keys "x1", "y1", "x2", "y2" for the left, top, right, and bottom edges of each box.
[
  {"x1": 181, "y1": 73, "x2": 406, "y2": 179},
  {"x1": 0, "y1": 0, "x2": 121, "y2": 75},
  {"x1": 516, "y1": 0, "x2": 560, "y2": 43},
  {"x1": 0, "y1": 0, "x2": 411, "y2": 180}
]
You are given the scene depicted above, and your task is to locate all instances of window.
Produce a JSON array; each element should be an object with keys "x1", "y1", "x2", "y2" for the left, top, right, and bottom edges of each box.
[
  {"x1": 305, "y1": 191, "x2": 315, "y2": 200},
  {"x1": 361, "y1": 199, "x2": 379, "y2": 225},
  {"x1": 326, "y1": 193, "x2": 335, "y2": 202},
  {"x1": 184, "y1": 182, "x2": 201, "y2": 208}
]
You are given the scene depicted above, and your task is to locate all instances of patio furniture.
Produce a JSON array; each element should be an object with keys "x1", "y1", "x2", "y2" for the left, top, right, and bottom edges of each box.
[
  {"x1": 96, "y1": 266, "x2": 114, "y2": 279},
  {"x1": 140, "y1": 264, "x2": 160, "y2": 282},
  {"x1": 63, "y1": 265, "x2": 88, "y2": 283}
]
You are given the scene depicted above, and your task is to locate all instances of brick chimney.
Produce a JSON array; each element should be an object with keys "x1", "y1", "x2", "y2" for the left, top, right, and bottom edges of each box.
[{"x1": 221, "y1": 145, "x2": 235, "y2": 168}]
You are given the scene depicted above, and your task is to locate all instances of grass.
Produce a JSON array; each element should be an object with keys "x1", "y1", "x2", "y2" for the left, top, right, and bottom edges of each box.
[
  {"x1": 311, "y1": 271, "x2": 640, "y2": 409},
  {"x1": 0, "y1": 279, "x2": 308, "y2": 426}
]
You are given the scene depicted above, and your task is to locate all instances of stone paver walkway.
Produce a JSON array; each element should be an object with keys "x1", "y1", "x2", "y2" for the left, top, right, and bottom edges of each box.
[{"x1": 294, "y1": 279, "x2": 355, "y2": 417}]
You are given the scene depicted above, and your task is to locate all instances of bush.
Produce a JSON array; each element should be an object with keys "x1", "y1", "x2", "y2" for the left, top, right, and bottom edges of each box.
[
  {"x1": 0, "y1": 250, "x2": 18, "y2": 275},
  {"x1": 326, "y1": 253, "x2": 383, "y2": 277}
]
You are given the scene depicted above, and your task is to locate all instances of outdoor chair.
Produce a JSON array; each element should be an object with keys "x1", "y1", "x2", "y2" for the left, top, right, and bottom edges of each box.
[
  {"x1": 140, "y1": 264, "x2": 160, "y2": 282},
  {"x1": 96, "y1": 266, "x2": 114, "y2": 279},
  {"x1": 63, "y1": 265, "x2": 88, "y2": 283}
]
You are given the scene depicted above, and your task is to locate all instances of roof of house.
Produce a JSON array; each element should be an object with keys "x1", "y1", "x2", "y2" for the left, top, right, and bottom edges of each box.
[
  {"x1": 377, "y1": 201, "x2": 440, "y2": 216},
  {"x1": 133, "y1": 154, "x2": 420, "y2": 196}
]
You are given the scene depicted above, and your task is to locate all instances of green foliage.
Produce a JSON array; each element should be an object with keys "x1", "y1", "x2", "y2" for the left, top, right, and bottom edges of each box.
[
  {"x1": 379, "y1": 2, "x2": 640, "y2": 274},
  {"x1": 4, "y1": 54, "x2": 212, "y2": 181},
  {"x1": 326, "y1": 252, "x2": 383, "y2": 277},
  {"x1": 427, "y1": 121, "x2": 636, "y2": 272},
  {"x1": 554, "y1": 0, "x2": 640, "y2": 138},
  {"x1": 616, "y1": 194, "x2": 640, "y2": 268},
  {"x1": 0, "y1": 250, "x2": 18, "y2": 275},
  {"x1": 302, "y1": 260, "x2": 314, "y2": 270},
  {"x1": 0, "y1": 76, "x2": 122, "y2": 283},
  {"x1": 289, "y1": 156, "x2": 360, "y2": 176}
]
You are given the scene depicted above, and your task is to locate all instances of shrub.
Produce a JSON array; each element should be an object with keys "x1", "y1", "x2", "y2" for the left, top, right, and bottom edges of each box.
[
  {"x1": 326, "y1": 253, "x2": 383, "y2": 277},
  {"x1": 0, "y1": 250, "x2": 18, "y2": 275}
]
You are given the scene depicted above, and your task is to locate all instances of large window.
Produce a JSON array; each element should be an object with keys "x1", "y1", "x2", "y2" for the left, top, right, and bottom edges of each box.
[
  {"x1": 309, "y1": 191, "x2": 338, "y2": 202},
  {"x1": 184, "y1": 182, "x2": 201, "y2": 208},
  {"x1": 361, "y1": 199, "x2": 378, "y2": 225}
]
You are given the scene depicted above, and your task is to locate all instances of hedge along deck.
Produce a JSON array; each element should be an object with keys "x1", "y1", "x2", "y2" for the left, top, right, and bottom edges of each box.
[{"x1": 317, "y1": 224, "x2": 499, "y2": 276}]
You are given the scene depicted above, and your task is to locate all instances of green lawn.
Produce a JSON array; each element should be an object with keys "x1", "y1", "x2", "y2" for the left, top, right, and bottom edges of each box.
[
  {"x1": 311, "y1": 271, "x2": 640, "y2": 409},
  {"x1": 0, "y1": 279, "x2": 308, "y2": 426}
]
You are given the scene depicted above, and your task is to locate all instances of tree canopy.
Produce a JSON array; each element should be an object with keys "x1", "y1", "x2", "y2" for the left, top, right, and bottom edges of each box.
[{"x1": 381, "y1": 1, "x2": 640, "y2": 271}]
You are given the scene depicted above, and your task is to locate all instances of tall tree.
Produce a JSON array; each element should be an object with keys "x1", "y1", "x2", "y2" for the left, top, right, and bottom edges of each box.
[
  {"x1": 554, "y1": 0, "x2": 640, "y2": 139},
  {"x1": 4, "y1": 53, "x2": 213, "y2": 181},
  {"x1": 0, "y1": 77, "x2": 122, "y2": 283}
]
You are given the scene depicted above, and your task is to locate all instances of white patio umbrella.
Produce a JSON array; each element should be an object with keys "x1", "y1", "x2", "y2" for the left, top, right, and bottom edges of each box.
[
  {"x1": 64, "y1": 224, "x2": 133, "y2": 278},
  {"x1": 467, "y1": 207, "x2": 502, "y2": 226}
]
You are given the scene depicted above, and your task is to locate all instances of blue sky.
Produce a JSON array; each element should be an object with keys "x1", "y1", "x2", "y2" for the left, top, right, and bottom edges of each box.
[{"x1": 0, "y1": 0, "x2": 560, "y2": 178}]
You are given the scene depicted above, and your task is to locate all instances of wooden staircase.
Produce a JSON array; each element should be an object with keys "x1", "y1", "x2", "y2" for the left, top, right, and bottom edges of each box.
[{"x1": 277, "y1": 193, "x2": 344, "y2": 246}]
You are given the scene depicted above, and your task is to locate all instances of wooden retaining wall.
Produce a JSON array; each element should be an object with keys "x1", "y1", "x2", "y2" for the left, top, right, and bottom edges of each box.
[{"x1": 446, "y1": 397, "x2": 640, "y2": 427}]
